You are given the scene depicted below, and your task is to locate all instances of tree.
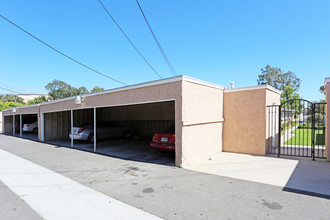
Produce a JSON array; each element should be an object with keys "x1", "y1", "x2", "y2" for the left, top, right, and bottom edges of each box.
[
  {"x1": 45, "y1": 80, "x2": 89, "y2": 100},
  {"x1": 90, "y1": 86, "x2": 104, "y2": 93},
  {"x1": 27, "y1": 96, "x2": 48, "y2": 105},
  {"x1": 0, "y1": 94, "x2": 25, "y2": 104},
  {"x1": 257, "y1": 65, "x2": 301, "y2": 92},
  {"x1": 0, "y1": 102, "x2": 24, "y2": 111},
  {"x1": 281, "y1": 86, "x2": 300, "y2": 104},
  {"x1": 281, "y1": 86, "x2": 302, "y2": 118},
  {"x1": 78, "y1": 86, "x2": 89, "y2": 95}
]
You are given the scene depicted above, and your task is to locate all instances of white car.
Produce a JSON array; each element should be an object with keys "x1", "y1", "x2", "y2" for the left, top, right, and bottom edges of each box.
[
  {"x1": 69, "y1": 121, "x2": 130, "y2": 143},
  {"x1": 23, "y1": 121, "x2": 38, "y2": 133}
]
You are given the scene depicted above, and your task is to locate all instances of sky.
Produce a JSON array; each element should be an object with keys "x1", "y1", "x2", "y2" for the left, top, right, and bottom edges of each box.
[{"x1": 0, "y1": 0, "x2": 329, "y2": 101}]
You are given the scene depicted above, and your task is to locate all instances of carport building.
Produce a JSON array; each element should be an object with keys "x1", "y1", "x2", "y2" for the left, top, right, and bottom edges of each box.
[{"x1": 2, "y1": 76, "x2": 282, "y2": 167}]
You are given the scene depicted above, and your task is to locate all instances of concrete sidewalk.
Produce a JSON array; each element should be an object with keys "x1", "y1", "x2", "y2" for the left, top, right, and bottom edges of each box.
[
  {"x1": 0, "y1": 148, "x2": 161, "y2": 220},
  {"x1": 186, "y1": 152, "x2": 330, "y2": 197}
]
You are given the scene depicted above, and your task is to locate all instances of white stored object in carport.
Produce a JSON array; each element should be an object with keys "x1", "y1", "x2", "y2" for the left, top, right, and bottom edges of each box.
[{"x1": 23, "y1": 121, "x2": 38, "y2": 133}]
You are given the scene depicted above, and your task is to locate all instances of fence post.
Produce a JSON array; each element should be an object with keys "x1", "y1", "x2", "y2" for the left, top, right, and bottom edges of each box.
[
  {"x1": 278, "y1": 105, "x2": 281, "y2": 157},
  {"x1": 312, "y1": 103, "x2": 315, "y2": 161}
]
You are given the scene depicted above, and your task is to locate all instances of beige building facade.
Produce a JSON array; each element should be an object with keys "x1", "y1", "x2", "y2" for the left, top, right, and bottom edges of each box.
[
  {"x1": 2, "y1": 76, "x2": 282, "y2": 167},
  {"x1": 223, "y1": 85, "x2": 281, "y2": 155},
  {"x1": 18, "y1": 94, "x2": 49, "y2": 103}
]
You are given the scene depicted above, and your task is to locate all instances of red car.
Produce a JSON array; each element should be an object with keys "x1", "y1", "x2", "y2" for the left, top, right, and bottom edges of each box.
[{"x1": 150, "y1": 125, "x2": 175, "y2": 151}]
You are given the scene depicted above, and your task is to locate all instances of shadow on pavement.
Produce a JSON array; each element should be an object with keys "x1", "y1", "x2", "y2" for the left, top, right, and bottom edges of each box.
[
  {"x1": 47, "y1": 138, "x2": 175, "y2": 166},
  {"x1": 282, "y1": 156, "x2": 330, "y2": 200}
]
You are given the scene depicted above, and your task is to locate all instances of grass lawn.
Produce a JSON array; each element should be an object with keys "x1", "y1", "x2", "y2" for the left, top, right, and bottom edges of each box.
[{"x1": 284, "y1": 128, "x2": 325, "y2": 146}]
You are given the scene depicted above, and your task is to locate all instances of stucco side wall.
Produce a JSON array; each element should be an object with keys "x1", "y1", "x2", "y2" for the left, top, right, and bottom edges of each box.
[
  {"x1": 180, "y1": 81, "x2": 223, "y2": 167},
  {"x1": 223, "y1": 89, "x2": 267, "y2": 155}
]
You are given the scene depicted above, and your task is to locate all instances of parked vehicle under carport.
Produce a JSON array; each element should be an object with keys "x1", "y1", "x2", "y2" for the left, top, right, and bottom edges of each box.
[
  {"x1": 150, "y1": 125, "x2": 175, "y2": 151},
  {"x1": 23, "y1": 121, "x2": 38, "y2": 133},
  {"x1": 69, "y1": 121, "x2": 130, "y2": 143}
]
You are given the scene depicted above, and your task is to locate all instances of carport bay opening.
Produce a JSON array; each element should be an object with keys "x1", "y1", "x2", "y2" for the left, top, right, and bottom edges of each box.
[
  {"x1": 3, "y1": 113, "x2": 38, "y2": 139},
  {"x1": 40, "y1": 100, "x2": 177, "y2": 166},
  {"x1": 42, "y1": 101, "x2": 175, "y2": 142}
]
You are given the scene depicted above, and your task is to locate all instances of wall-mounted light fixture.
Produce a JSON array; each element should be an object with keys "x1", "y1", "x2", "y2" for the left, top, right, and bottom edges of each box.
[
  {"x1": 319, "y1": 85, "x2": 326, "y2": 94},
  {"x1": 75, "y1": 96, "x2": 82, "y2": 105}
]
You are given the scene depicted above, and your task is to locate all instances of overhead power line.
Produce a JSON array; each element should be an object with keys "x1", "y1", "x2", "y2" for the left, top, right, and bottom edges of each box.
[
  {"x1": 0, "y1": 82, "x2": 39, "y2": 94},
  {"x1": 0, "y1": 86, "x2": 21, "y2": 94},
  {"x1": 0, "y1": 14, "x2": 127, "y2": 86},
  {"x1": 97, "y1": 0, "x2": 163, "y2": 79},
  {"x1": 0, "y1": 85, "x2": 45, "y2": 100},
  {"x1": 136, "y1": 0, "x2": 178, "y2": 77}
]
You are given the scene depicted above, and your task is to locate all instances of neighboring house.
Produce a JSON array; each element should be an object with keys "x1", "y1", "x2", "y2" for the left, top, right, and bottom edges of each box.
[
  {"x1": 18, "y1": 94, "x2": 49, "y2": 103},
  {"x1": 281, "y1": 108, "x2": 295, "y2": 123}
]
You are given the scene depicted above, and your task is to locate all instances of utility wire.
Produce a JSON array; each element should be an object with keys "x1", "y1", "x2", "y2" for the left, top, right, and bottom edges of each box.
[
  {"x1": 0, "y1": 14, "x2": 127, "y2": 86},
  {"x1": 97, "y1": 0, "x2": 163, "y2": 79},
  {"x1": 0, "y1": 86, "x2": 21, "y2": 94},
  {"x1": 0, "y1": 85, "x2": 46, "y2": 100},
  {"x1": 135, "y1": 0, "x2": 178, "y2": 76},
  {"x1": 0, "y1": 82, "x2": 39, "y2": 94}
]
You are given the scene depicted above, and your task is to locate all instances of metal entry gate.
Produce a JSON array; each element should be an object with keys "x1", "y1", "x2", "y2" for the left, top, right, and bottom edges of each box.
[{"x1": 267, "y1": 99, "x2": 326, "y2": 159}]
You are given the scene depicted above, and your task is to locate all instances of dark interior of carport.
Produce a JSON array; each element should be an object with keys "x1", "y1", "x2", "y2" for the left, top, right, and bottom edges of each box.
[
  {"x1": 43, "y1": 101, "x2": 175, "y2": 165},
  {"x1": 3, "y1": 114, "x2": 38, "y2": 140}
]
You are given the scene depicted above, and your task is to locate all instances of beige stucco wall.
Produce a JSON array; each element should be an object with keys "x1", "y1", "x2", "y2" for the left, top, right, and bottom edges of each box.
[
  {"x1": 180, "y1": 81, "x2": 224, "y2": 167},
  {"x1": 18, "y1": 94, "x2": 49, "y2": 103},
  {"x1": 223, "y1": 87, "x2": 280, "y2": 156},
  {"x1": 2, "y1": 105, "x2": 38, "y2": 116},
  {"x1": 325, "y1": 80, "x2": 330, "y2": 161},
  {"x1": 38, "y1": 82, "x2": 181, "y2": 113}
]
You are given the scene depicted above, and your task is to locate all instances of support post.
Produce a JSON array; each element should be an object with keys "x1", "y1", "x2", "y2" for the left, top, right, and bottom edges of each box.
[
  {"x1": 20, "y1": 114, "x2": 22, "y2": 137},
  {"x1": 71, "y1": 110, "x2": 73, "y2": 148},
  {"x1": 1, "y1": 114, "x2": 4, "y2": 134},
  {"x1": 272, "y1": 104, "x2": 276, "y2": 147},
  {"x1": 312, "y1": 103, "x2": 316, "y2": 161},
  {"x1": 40, "y1": 113, "x2": 44, "y2": 142},
  {"x1": 94, "y1": 108, "x2": 96, "y2": 152},
  {"x1": 324, "y1": 78, "x2": 330, "y2": 161},
  {"x1": 12, "y1": 115, "x2": 15, "y2": 136}
]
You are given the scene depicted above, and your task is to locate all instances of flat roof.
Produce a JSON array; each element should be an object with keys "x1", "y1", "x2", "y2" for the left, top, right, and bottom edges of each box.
[
  {"x1": 2, "y1": 75, "x2": 226, "y2": 112},
  {"x1": 224, "y1": 84, "x2": 281, "y2": 95}
]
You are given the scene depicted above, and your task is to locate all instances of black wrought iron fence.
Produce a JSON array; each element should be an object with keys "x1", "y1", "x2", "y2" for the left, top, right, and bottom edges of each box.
[{"x1": 266, "y1": 99, "x2": 326, "y2": 159}]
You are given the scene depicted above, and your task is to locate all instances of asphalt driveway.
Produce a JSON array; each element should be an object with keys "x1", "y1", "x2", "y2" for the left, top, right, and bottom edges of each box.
[{"x1": 0, "y1": 134, "x2": 330, "y2": 220}]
